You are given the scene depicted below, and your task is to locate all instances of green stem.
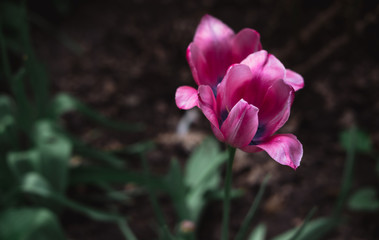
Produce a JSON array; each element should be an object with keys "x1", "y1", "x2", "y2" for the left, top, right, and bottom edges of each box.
[
  {"x1": 333, "y1": 127, "x2": 356, "y2": 217},
  {"x1": 235, "y1": 174, "x2": 270, "y2": 240},
  {"x1": 221, "y1": 146, "x2": 236, "y2": 240}
]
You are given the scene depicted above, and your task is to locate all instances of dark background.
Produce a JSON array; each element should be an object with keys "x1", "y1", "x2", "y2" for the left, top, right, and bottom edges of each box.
[{"x1": 29, "y1": 0, "x2": 379, "y2": 239}]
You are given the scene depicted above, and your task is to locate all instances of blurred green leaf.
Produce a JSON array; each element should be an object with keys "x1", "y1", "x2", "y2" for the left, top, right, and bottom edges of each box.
[
  {"x1": 111, "y1": 141, "x2": 155, "y2": 155},
  {"x1": 32, "y1": 120, "x2": 72, "y2": 194},
  {"x1": 7, "y1": 150, "x2": 40, "y2": 180},
  {"x1": 165, "y1": 159, "x2": 189, "y2": 220},
  {"x1": 248, "y1": 223, "x2": 266, "y2": 240},
  {"x1": 348, "y1": 187, "x2": 379, "y2": 211},
  {"x1": 0, "y1": 1, "x2": 25, "y2": 32},
  {"x1": 28, "y1": 12, "x2": 83, "y2": 55},
  {"x1": 20, "y1": 172, "x2": 137, "y2": 239},
  {"x1": 69, "y1": 136, "x2": 125, "y2": 168},
  {"x1": 184, "y1": 137, "x2": 227, "y2": 188},
  {"x1": 206, "y1": 188, "x2": 244, "y2": 200},
  {"x1": 21, "y1": 172, "x2": 52, "y2": 198},
  {"x1": 0, "y1": 208, "x2": 66, "y2": 240},
  {"x1": 50, "y1": 93, "x2": 143, "y2": 132},
  {"x1": 235, "y1": 175, "x2": 270, "y2": 240},
  {"x1": 69, "y1": 167, "x2": 166, "y2": 190},
  {"x1": 340, "y1": 127, "x2": 372, "y2": 154},
  {"x1": 184, "y1": 137, "x2": 227, "y2": 221},
  {"x1": 0, "y1": 95, "x2": 14, "y2": 133},
  {"x1": 272, "y1": 217, "x2": 338, "y2": 240}
]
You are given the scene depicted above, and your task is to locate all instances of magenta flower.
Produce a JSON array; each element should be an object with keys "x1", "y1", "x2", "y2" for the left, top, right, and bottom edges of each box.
[
  {"x1": 197, "y1": 50, "x2": 303, "y2": 169},
  {"x1": 175, "y1": 14, "x2": 303, "y2": 109},
  {"x1": 175, "y1": 15, "x2": 304, "y2": 169},
  {"x1": 176, "y1": 14, "x2": 262, "y2": 110}
]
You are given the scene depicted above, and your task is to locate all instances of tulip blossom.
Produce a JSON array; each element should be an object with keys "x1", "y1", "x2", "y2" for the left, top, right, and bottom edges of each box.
[
  {"x1": 176, "y1": 14, "x2": 262, "y2": 110},
  {"x1": 176, "y1": 14, "x2": 303, "y2": 109},
  {"x1": 196, "y1": 50, "x2": 303, "y2": 169}
]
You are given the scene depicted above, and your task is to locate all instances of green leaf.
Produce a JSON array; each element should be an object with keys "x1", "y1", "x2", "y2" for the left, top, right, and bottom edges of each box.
[
  {"x1": 0, "y1": 95, "x2": 14, "y2": 134},
  {"x1": 69, "y1": 135, "x2": 126, "y2": 168},
  {"x1": 340, "y1": 127, "x2": 372, "y2": 154},
  {"x1": 0, "y1": 2, "x2": 25, "y2": 31},
  {"x1": 184, "y1": 137, "x2": 227, "y2": 188},
  {"x1": 165, "y1": 159, "x2": 189, "y2": 220},
  {"x1": 21, "y1": 172, "x2": 52, "y2": 198},
  {"x1": 20, "y1": 172, "x2": 138, "y2": 240},
  {"x1": 272, "y1": 217, "x2": 338, "y2": 240},
  {"x1": 183, "y1": 137, "x2": 227, "y2": 221},
  {"x1": 184, "y1": 137, "x2": 227, "y2": 221},
  {"x1": 69, "y1": 166, "x2": 165, "y2": 189},
  {"x1": 248, "y1": 223, "x2": 266, "y2": 240},
  {"x1": 32, "y1": 120, "x2": 72, "y2": 194},
  {"x1": 235, "y1": 175, "x2": 270, "y2": 240},
  {"x1": 7, "y1": 150, "x2": 40, "y2": 180},
  {"x1": 206, "y1": 188, "x2": 244, "y2": 200},
  {"x1": 348, "y1": 187, "x2": 379, "y2": 211},
  {"x1": 0, "y1": 208, "x2": 66, "y2": 240},
  {"x1": 50, "y1": 93, "x2": 143, "y2": 132}
]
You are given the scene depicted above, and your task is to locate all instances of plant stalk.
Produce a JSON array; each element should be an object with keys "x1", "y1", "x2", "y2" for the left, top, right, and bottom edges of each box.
[{"x1": 221, "y1": 146, "x2": 236, "y2": 240}]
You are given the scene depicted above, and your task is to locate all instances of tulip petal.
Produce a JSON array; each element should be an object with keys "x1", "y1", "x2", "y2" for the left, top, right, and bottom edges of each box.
[
  {"x1": 284, "y1": 69, "x2": 304, "y2": 91},
  {"x1": 175, "y1": 86, "x2": 199, "y2": 110},
  {"x1": 241, "y1": 50, "x2": 286, "y2": 84},
  {"x1": 190, "y1": 15, "x2": 235, "y2": 87},
  {"x1": 194, "y1": 14, "x2": 234, "y2": 46},
  {"x1": 258, "y1": 79, "x2": 294, "y2": 139},
  {"x1": 256, "y1": 134, "x2": 303, "y2": 169},
  {"x1": 221, "y1": 99, "x2": 259, "y2": 148},
  {"x1": 217, "y1": 64, "x2": 253, "y2": 112},
  {"x1": 232, "y1": 28, "x2": 262, "y2": 62},
  {"x1": 198, "y1": 85, "x2": 224, "y2": 141},
  {"x1": 240, "y1": 50, "x2": 286, "y2": 108},
  {"x1": 187, "y1": 44, "x2": 209, "y2": 86}
]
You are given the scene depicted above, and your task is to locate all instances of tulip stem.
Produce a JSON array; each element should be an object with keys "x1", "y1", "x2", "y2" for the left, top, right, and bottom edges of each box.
[{"x1": 221, "y1": 146, "x2": 236, "y2": 240}]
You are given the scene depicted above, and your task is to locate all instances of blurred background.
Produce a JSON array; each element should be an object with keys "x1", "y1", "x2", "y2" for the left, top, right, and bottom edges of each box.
[{"x1": 2, "y1": 0, "x2": 379, "y2": 239}]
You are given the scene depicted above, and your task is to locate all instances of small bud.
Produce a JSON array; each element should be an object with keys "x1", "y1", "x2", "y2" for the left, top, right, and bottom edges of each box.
[{"x1": 180, "y1": 220, "x2": 195, "y2": 233}]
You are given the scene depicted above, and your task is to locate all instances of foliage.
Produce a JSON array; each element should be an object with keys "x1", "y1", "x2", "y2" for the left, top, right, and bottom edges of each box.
[
  {"x1": 0, "y1": 1, "x2": 142, "y2": 239},
  {"x1": 0, "y1": 1, "x2": 374, "y2": 239}
]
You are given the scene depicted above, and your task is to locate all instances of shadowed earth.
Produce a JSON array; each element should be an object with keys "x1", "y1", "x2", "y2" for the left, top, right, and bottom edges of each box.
[{"x1": 32, "y1": 0, "x2": 379, "y2": 239}]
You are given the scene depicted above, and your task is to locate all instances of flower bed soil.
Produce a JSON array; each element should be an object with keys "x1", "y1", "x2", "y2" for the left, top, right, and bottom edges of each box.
[{"x1": 32, "y1": 0, "x2": 379, "y2": 239}]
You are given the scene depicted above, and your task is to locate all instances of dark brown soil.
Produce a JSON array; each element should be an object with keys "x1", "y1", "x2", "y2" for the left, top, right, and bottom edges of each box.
[{"x1": 32, "y1": 0, "x2": 379, "y2": 239}]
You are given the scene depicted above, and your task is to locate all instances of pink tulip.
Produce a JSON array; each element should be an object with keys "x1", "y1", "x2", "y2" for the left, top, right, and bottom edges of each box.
[
  {"x1": 175, "y1": 15, "x2": 304, "y2": 169},
  {"x1": 198, "y1": 50, "x2": 303, "y2": 169},
  {"x1": 176, "y1": 14, "x2": 262, "y2": 110},
  {"x1": 176, "y1": 14, "x2": 303, "y2": 110}
]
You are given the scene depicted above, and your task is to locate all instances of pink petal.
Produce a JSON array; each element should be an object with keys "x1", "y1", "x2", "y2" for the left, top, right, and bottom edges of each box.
[
  {"x1": 232, "y1": 28, "x2": 262, "y2": 63},
  {"x1": 217, "y1": 64, "x2": 253, "y2": 112},
  {"x1": 240, "y1": 144, "x2": 262, "y2": 153},
  {"x1": 194, "y1": 14, "x2": 234, "y2": 46},
  {"x1": 190, "y1": 15, "x2": 235, "y2": 87},
  {"x1": 240, "y1": 50, "x2": 286, "y2": 108},
  {"x1": 284, "y1": 69, "x2": 304, "y2": 91},
  {"x1": 258, "y1": 80, "x2": 294, "y2": 139},
  {"x1": 187, "y1": 44, "x2": 208, "y2": 86},
  {"x1": 198, "y1": 85, "x2": 224, "y2": 141},
  {"x1": 241, "y1": 50, "x2": 285, "y2": 84},
  {"x1": 256, "y1": 134, "x2": 303, "y2": 169},
  {"x1": 175, "y1": 86, "x2": 199, "y2": 110},
  {"x1": 220, "y1": 99, "x2": 259, "y2": 148}
]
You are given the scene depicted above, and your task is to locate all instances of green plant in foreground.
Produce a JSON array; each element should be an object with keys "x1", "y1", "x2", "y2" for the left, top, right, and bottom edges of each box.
[{"x1": 0, "y1": 1, "x2": 144, "y2": 239}]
